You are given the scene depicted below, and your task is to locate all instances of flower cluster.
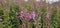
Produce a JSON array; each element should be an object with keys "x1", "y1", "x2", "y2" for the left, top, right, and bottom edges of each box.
[
  {"x1": 18, "y1": 11, "x2": 35, "y2": 20},
  {"x1": 19, "y1": 11, "x2": 25, "y2": 19}
]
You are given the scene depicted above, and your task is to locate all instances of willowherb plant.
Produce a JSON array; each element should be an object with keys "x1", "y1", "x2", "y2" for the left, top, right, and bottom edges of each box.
[
  {"x1": 19, "y1": 11, "x2": 25, "y2": 19},
  {"x1": 18, "y1": 10, "x2": 36, "y2": 20},
  {"x1": 31, "y1": 11, "x2": 35, "y2": 19},
  {"x1": 26, "y1": 13, "x2": 32, "y2": 20}
]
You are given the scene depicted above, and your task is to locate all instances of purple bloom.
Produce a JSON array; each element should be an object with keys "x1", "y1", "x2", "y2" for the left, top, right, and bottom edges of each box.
[
  {"x1": 26, "y1": 11, "x2": 35, "y2": 20},
  {"x1": 31, "y1": 11, "x2": 35, "y2": 19},
  {"x1": 26, "y1": 13, "x2": 32, "y2": 20},
  {"x1": 19, "y1": 11, "x2": 24, "y2": 19},
  {"x1": 18, "y1": 11, "x2": 35, "y2": 20}
]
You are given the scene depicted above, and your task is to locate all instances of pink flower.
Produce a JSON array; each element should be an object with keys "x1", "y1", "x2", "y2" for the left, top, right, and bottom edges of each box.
[
  {"x1": 19, "y1": 11, "x2": 24, "y2": 19},
  {"x1": 26, "y1": 13, "x2": 32, "y2": 20},
  {"x1": 31, "y1": 11, "x2": 35, "y2": 19},
  {"x1": 46, "y1": 13, "x2": 50, "y2": 19},
  {"x1": 26, "y1": 11, "x2": 35, "y2": 20}
]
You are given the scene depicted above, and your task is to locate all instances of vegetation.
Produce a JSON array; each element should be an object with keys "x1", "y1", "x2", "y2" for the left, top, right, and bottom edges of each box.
[{"x1": 0, "y1": 0, "x2": 60, "y2": 28}]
